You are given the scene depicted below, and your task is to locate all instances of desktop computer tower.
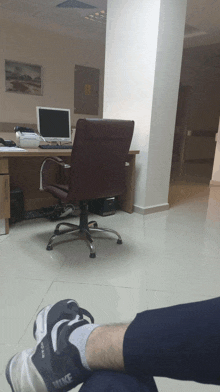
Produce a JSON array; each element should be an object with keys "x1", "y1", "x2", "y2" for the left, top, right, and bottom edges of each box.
[
  {"x1": 10, "y1": 187, "x2": 24, "y2": 223},
  {"x1": 88, "y1": 197, "x2": 116, "y2": 216}
]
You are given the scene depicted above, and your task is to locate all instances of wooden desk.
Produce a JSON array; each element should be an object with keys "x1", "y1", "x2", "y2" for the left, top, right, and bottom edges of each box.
[{"x1": 0, "y1": 148, "x2": 139, "y2": 234}]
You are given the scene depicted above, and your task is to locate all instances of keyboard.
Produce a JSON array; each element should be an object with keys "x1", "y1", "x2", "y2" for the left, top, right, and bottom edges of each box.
[{"x1": 39, "y1": 144, "x2": 72, "y2": 149}]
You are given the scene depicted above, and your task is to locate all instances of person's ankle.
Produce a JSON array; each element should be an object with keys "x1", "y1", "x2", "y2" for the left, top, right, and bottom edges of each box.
[{"x1": 85, "y1": 324, "x2": 129, "y2": 372}]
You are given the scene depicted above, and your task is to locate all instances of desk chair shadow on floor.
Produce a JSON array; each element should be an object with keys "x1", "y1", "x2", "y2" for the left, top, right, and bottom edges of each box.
[{"x1": 40, "y1": 118, "x2": 134, "y2": 258}]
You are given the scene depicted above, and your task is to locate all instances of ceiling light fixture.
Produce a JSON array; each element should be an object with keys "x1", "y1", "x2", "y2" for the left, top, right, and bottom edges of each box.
[
  {"x1": 85, "y1": 10, "x2": 106, "y2": 25},
  {"x1": 57, "y1": 0, "x2": 96, "y2": 9}
]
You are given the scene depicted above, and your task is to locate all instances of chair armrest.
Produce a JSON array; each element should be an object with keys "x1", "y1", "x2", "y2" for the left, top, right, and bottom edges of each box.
[{"x1": 40, "y1": 157, "x2": 71, "y2": 190}]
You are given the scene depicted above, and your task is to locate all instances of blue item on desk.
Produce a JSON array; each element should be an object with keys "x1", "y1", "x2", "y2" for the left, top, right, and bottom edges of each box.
[{"x1": 39, "y1": 144, "x2": 73, "y2": 149}]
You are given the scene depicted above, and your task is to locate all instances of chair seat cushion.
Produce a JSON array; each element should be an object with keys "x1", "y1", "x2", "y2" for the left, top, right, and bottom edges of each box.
[{"x1": 53, "y1": 184, "x2": 69, "y2": 192}]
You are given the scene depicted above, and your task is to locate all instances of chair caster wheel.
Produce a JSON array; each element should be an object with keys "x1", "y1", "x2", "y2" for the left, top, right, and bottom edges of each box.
[
  {"x1": 46, "y1": 245, "x2": 53, "y2": 250},
  {"x1": 90, "y1": 253, "x2": 96, "y2": 258},
  {"x1": 89, "y1": 221, "x2": 98, "y2": 228},
  {"x1": 117, "y1": 239, "x2": 122, "y2": 244}
]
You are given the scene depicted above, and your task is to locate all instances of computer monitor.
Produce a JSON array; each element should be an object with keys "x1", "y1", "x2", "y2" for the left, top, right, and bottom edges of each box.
[{"x1": 36, "y1": 106, "x2": 71, "y2": 143}]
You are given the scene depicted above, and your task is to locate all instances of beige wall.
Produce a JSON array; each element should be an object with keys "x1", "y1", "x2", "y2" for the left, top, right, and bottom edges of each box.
[{"x1": 0, "y1": 18, "x2": 105, "y2": 126}]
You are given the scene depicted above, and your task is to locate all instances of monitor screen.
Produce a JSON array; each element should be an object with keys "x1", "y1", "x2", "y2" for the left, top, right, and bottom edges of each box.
[{"x1": 36, "y1": 107, "x2": 71, "y2": 143}]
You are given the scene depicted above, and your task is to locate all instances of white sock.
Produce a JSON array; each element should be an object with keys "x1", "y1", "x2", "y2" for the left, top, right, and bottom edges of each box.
[{"x1": 68, "y1": 323, "x2": 100, "y2": 371}]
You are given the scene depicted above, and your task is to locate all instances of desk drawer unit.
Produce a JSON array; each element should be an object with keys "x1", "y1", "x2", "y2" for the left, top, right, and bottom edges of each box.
[{"x1": 0, "y1": 159, "x2": 10, "y2": 234}]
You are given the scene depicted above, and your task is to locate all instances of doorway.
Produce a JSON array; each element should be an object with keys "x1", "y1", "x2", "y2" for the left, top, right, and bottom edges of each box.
[{"x1": 169, "y1": 43, "x2": 220, "y2": 205}]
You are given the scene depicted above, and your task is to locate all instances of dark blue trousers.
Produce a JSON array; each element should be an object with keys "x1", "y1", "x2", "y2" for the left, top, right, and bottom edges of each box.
[{"x1": 79, "y1": 297, "x2": 220, "y2": 391}]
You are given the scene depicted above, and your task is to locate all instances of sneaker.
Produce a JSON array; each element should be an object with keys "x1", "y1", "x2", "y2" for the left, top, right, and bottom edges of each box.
[{"x1": 6, "y1": 299, "x2": 95, "y2": 392}]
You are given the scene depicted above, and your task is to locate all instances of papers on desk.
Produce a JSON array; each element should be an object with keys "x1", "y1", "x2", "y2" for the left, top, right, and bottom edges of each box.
[{"x1": 0, "y1": 146, "x2": 27, "y2": 152}]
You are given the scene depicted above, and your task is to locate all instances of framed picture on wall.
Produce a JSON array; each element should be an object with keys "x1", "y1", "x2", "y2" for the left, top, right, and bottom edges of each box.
[{"x1": 5, "y1": 60, "x2": 42, "y2": 96}]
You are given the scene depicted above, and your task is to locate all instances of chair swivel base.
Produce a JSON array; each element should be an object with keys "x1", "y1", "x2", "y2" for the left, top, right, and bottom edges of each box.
[{"x1": 46, "y1": 220, "x2": 122, "y2": 258}]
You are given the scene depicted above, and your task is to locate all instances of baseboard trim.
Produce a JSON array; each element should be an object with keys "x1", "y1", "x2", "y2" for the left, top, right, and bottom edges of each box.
[{"x1": 133, "y1": 203, "x2": 169, "y2": 215}]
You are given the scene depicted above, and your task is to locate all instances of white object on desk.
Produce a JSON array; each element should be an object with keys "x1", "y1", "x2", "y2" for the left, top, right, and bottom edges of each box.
[
  {"x1": 0, "y1": 146, "x2": 27, "y2": 152},
  {"x1": 16, "y1": 131, "x2": 41, "y2": 148}
]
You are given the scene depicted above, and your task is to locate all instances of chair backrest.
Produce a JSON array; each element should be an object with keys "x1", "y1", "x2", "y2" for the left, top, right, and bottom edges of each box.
[{"x1": 66, "y1": 119, "x2": 134, "y2": 202}]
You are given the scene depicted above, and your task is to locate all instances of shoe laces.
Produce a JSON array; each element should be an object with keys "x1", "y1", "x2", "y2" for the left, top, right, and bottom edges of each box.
[{"x1": 78, "y1": 307, "x2": 94, "y2": 324}]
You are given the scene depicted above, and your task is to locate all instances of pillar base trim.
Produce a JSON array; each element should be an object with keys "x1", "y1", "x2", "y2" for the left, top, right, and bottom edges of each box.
[
  {"x1": 209, "y1": 180, "x2": 220, "y2": 187},
  {"x1": 133, "y1": 203, "x2": 169, "y2": 215}
]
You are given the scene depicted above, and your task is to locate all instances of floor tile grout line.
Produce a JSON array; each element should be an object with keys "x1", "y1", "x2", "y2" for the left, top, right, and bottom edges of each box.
[{"x1": 17, "y1": 280, "x2": 55, "y2": 345}]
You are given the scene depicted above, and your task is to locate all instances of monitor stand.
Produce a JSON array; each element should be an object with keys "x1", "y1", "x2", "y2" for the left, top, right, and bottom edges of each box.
[{"x1": 50, "y1": 141, "x2": 61, "y2": 146}]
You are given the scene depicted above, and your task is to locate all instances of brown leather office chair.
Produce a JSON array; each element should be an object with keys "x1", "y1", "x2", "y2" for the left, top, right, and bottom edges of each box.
[{"x1": 40, "y1": 118, "x2": 134, "y2": 258}]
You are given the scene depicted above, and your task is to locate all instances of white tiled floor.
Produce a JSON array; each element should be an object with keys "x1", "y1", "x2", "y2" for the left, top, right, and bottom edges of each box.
[{"x1": 1, "y1": 179, "x2": 220, "y2": 392}]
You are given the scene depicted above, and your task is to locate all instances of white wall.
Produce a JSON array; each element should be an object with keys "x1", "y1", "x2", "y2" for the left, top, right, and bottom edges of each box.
[
  {"x1": 145, "y1": 0, "x2": 187, "y2": 209},
  {"x1": 0, "y1": 18, "x2": 105, "y2": 126},
  {"x1": 211, "y1": 120, "x2": 220, "y2": 184}
]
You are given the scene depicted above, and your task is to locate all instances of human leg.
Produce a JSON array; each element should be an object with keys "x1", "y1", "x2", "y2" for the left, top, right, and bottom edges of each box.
[
  {"x1": 86, "y1": 324, "x2": 128, "y2": 371},
  {"x1": 6, "y1": 299, "x2": 158, "y2": 392},
  {"x1": 124, "y1": 296, "x2": 220, "y2": 385},
  {"x1": 85, "y1": 297, "x2": 220, "y2": 385},
  {"x1": 82, "y1": 324, "x2": 158, "y2": 392},
  {"x1": 6, "y1": 296, "x2": 220, "y2": 391},
  {"x1": 78, "y1": 371, "x2": 158, "y2": 392}
]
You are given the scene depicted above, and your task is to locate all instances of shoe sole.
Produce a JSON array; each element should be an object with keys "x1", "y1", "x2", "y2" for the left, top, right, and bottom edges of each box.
[{"x1": 5, "y1": 356, "x2": 16, "y2": 392}]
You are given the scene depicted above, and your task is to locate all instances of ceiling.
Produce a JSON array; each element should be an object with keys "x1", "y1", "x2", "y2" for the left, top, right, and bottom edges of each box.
[
  {"x1": 0, "y1": 0, "x2": 108, "y2": 42},
  {"x1": 1, "y1": 0, "x2": 220, "y2": 47},
  {"x1": 185, "y1": 0, "x2": 220, "y2": 48}
]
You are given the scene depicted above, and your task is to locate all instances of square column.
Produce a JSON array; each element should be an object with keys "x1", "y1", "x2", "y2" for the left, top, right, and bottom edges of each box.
[{"x1": 103, "y1": 0, "x2": 187, "y2": 214}]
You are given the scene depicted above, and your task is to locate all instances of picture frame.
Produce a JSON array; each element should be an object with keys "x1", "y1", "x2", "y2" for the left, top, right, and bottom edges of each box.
[{"x1": 5, "y1": 60, "x2": 42, "y2": 96}]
